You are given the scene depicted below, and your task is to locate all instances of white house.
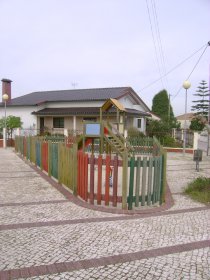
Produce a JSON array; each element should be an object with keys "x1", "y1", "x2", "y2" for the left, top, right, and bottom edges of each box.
[
  {"x1": 176, "y1": 113, "x2": 195, "y2": 129},
  {"x1": 0, "y1": 79, "x2": 151, "y2": 135}
]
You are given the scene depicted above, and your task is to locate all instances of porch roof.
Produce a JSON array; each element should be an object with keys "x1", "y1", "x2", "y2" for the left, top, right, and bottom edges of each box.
[{"x1": 32, "y1": 107, "x2": 151, "y2": 117}]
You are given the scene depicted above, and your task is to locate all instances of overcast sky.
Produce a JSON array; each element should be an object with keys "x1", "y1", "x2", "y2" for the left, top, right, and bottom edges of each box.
[{"x1": 0, "y1": 0, "x2": 209, "y2": 115}]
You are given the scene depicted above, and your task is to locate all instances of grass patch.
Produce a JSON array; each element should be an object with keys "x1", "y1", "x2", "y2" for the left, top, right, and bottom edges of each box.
[{"x1": 184, "y1": 177, "x2": 210, "y2": 204}]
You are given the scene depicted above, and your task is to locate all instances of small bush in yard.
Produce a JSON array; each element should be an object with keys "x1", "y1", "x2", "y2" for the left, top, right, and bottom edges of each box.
[{"x1": 184, "y1": 177, "x2": 210, "y2": 204}]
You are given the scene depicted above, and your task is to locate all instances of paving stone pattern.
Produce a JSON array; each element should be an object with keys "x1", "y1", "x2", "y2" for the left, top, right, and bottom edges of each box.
[
  {"x1": 0, "y1": 149, "x2": 210, "y2": 279},
  {"x1": 0, "y1": 201, "x2": 124, "y2": 225},
  {"x1": 19, "y1": 247, "x2": 210, "y2": 280}
]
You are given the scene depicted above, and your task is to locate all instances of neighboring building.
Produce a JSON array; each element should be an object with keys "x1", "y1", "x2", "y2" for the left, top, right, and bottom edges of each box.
[
  {"x1": 0, "y1": 79, "x2": 151, "y2": 135},
  {"x1": 148, "y1": 112, "x2": 161, "y2": 121},
  {"x1": 176, "y1": 113, "x2": 195, "y2": 129}
]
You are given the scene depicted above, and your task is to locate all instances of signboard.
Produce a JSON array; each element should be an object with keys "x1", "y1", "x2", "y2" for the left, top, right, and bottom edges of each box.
[
  {"x1": 193, "y1": 149, "x2": 203, "y2": 162},
  {"x1": 85, "y1": 123, "x2": 100, "y2": 136}
]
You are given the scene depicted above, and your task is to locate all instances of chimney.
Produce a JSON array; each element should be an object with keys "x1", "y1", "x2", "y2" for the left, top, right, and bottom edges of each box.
[{"x1": 2, "y1": 78, "x2": 12, "y2": 102}]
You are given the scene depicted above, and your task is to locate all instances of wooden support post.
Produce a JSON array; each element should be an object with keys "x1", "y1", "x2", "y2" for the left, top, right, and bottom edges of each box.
[
  {"x1": 100, "y1": 121, "x2": 104, "y2": 154},
  {"x1": 112, "y1": 155, "x2": 118, "y2": 207},
  {"x1": 105, "y1": 154, "x2": 111, "y2": 205}
]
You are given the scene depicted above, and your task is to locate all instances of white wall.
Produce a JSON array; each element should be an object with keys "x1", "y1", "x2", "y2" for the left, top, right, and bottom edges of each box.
[
  {"x1": 133, "y1": 117, "x2": 145, "y2": 133},
  {"x1": 118, "y1": 96, "x2": 147, "y2": 112},
  {"x1": 133, "y1": 104, "x2": 147, "y2": 112},
  {"x1": 178, "y1": 120, "x2": 191, "y2": 129},
  {"x1": 118, "y1": 96, "x2": 134, "y2": 108},
  {"x1": 0, "y1": 106, "x2": 37, "y2": 129}
]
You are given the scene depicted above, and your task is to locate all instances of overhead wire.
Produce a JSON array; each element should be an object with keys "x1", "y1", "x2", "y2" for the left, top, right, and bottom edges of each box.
[
  {"x1": 146, "y1": 0, "x2": 164, "y2": 88},
  {"x1": 138, "y1": 42, "x2": 208, "y2": 92},
  {"x1": 151, "y1": 0, "x2": 169, "y2": 90},
  {"x1": 171, "y1": 43, "x2": 209, "y2": 101}
]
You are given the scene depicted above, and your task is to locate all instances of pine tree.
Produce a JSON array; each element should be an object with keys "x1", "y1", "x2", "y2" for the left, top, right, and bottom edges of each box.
[{"x1": 191, "y1": 80, "x2": 209, "y2": 118}]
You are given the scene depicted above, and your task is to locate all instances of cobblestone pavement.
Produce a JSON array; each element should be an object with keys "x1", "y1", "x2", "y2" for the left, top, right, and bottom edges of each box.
[{"x1": 0, "y1": 149, "x2": 210, "y2": 279}]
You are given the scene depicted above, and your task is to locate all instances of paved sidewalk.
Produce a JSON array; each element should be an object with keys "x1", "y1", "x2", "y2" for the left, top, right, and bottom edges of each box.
[{"x1": 0, "y1": 149, "x2": 209, "y2": 280}]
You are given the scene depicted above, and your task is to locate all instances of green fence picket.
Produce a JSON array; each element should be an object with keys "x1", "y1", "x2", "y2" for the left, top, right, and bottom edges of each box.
[
  {"x1": 128, "y1": 157, "x2": 135, "y2": 210},
  {"x1": 51, "y1": 143, "x2": 58, "y2": 179},
  {"x1": 147, "y1": 157, "x2": 153, "y2": 205},
  {"x1": 135, "y1": 157, "x2": 141, "y2": 207}
]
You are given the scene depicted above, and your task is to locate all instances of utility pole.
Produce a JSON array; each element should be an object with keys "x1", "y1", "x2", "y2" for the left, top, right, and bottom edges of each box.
[
  {"x1": 168, "y1": 93, "x2": 171, "y2": 124},
  {"x1": 208, "y1": 42, "x2": 210, "y2": 125},
  {"x1": 207, "y1": 41, "x2": 210, "y2": 155}
]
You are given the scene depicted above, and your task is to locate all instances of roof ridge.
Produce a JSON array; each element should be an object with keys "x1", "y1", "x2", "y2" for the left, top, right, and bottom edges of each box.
[{"x1": 29, "y1": 86, "x2": 130, "y2": 95}]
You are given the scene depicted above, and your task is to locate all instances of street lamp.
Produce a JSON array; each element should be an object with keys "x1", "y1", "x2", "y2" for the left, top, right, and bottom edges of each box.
[
  {"x1": 183, "y1": 80, "x2": 191, "y2": 155},
  {"x1": 2, "y1": 93, "x2": 9, "y2": 148}
]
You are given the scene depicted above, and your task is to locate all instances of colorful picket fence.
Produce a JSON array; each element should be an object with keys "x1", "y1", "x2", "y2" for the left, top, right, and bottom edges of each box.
[
  {"x1": 15, "y1": 135, "x2": 166, "y2": 210},
  {"x1": 127, "y1": 136, "x2": 153, "y2": 155},
  {"x1": 76, "y1": 151, "x2": 165, "y2": 209},
  {"x1": 77, "y1": 151, "x2": 122, "y2": 206},
  {"x1": 15, "y1": 136, "x2": 77, "y2": 193}
]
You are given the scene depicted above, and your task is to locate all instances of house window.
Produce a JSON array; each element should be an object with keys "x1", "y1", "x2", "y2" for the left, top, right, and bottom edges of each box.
[
  {"x1": 53, "y1": 117, "x2": 64, "y2": 128},
  {"x1": 137, "y1": 118, "x2": 142, "y2": 128}
]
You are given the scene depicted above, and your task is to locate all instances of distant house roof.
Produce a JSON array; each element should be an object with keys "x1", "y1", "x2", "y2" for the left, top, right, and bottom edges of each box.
[
  {"x1": 176, "y1": 113, "x2": 195, "y2": 121},
  {"x1": 32, "y1": 107, "x2": 151, "y2": 117},
  {"x1": 148, "y1": 112, "x2": 161, "y2": 120},
  {"x1": 0, "y1": 86, "x2": 150, "y2": 111}
]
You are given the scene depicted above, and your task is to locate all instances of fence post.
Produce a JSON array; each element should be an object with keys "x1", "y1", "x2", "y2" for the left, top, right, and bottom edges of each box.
[
  {"x1": 58, "y1": 142, "x2": 62, "y2": 184},
  {"x1": 128, "y1": 157, "x2": 135, "y2": 210},
  {"x1": 160, "y1": 151, "x2": 167, "y2": 205},
  {"x1": 90, "y1": 154, "x2": 95, "y2": 204},
  {"x1": 40, "y1": 140, "x2": 43, "y2": 170},
  {"x1": 73, "y1": 143, "x2": 78, "y2": 195},
  {"x1": 122, "y1": 151, "x2": 128, "y2": 210},
  {"x1": 48, "y1": 141, "x2": 52, "y2": 177},
  {"x1": 112, "y1": 155, "x2": 118, "y2": 207},
  {"x1": 135, "y1": 157, "x2": 141, "y2": 207}
]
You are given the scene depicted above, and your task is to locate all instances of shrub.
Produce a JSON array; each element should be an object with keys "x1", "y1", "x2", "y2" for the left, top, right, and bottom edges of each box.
[
  {"x1": 127, "y1": 127, "x2": 145, "y2": 138},
  {"x1": 184, "y1": 177, "x2": 210, "y2": 203},
  {"x1": 161, "y1": 135, "x2": 182, "y2": 148},
  {"x1": 189, "y1": 115, "x2": 206, "y2": 131}
]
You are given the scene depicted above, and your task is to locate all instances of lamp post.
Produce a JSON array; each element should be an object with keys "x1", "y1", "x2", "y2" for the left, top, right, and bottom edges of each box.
[
  {"x1": 2, "y1": 93, "x2": 9, "y2": 148},
  {"x1": 182, "y1": 80, "x2": 191, "y2": 155}
]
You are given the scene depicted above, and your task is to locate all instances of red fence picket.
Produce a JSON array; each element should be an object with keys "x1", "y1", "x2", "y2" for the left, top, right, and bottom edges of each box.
[
  {"x1": 97, "y1": 155, "x2": 102, "y2": 205},
  {"x1": 42, "y1": 142, "x2": 48, "y2": 172},
  {"x1": 105, "y1": 155, "x2": 111, "y2": 206},
  {"x1": 76, "y1": 151, "x2": 122, "y2": 207}
]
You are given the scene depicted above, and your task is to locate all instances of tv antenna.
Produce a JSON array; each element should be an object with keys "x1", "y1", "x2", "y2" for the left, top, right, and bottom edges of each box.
[{"x1": 71, "y1": 82, "x2": 78, "y2": 89}]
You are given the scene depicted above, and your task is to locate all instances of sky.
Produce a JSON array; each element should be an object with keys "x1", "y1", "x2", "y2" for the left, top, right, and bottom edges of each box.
[{"x1": 0, "y1": 0, "x2": 209, "y2": 116}]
